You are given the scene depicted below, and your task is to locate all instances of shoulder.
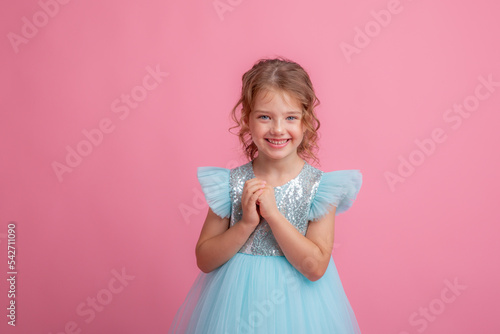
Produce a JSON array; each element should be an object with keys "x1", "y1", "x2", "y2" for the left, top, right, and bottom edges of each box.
[
  {"x1": 305, "y1": 162, "x2": 362, "y2": 182},
  {"x1": 229, "y1": 160, "x2": 252, "y2": 177},
  {"x1": 307, "y1": 164, "x2": 362, "y2": 220},
  {"x1": 197, "y1": 166, "x2": 231, "y2": 185},
  {"x1": 196, "y1": 165, "x2": 233, "y2": 219},
  {"x1": 228, "y1": 161, "x2": 254, "y2": 189},
  {"x1": 320, "y1": 169, "x2": 362, "y2": 189},
  {"x1": 197, "y1": 160, "x2": 253, "y2": 184},
  {"x1": 303, "y1": 161, "x2": 325, "y2": 180}
]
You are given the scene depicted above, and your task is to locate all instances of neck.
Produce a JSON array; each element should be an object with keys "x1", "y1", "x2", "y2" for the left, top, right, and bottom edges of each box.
[{"x1": 252, "y1": 154, "x2": 305, "y2": 180}]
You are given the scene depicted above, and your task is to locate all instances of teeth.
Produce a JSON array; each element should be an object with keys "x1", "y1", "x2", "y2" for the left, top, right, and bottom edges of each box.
[{"x1": 268, "y1": 139, "x2": 288, "y2": 144}]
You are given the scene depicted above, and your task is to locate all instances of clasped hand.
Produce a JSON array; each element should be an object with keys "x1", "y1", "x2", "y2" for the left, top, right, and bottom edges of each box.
[{"x1": 240, "y1": 178, "x2": 279, "y2": 228}]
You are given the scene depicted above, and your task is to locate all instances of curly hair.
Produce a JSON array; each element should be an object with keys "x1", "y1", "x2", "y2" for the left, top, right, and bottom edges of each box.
[{"x1": 229, "y1": 57, "x2": 321, "y2": 165}]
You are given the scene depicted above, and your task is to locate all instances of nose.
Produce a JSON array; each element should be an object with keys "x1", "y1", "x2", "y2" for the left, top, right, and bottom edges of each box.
[{"x1": 271, "y1": 119, "x2": 284, "y2": 134}]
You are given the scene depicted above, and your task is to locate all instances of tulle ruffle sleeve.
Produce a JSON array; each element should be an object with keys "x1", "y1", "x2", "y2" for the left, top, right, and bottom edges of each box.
[
  {"x1": 197, "y1": 166, "x2": 231, "y2": 219},
  {"x1": 308, "y1": 170, "x2": 362, "y2": 221}
]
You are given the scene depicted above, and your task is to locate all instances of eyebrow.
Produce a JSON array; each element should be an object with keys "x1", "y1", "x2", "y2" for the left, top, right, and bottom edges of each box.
[{"x1": 253, "y1": 110, "x2": 302, "y2": 115}]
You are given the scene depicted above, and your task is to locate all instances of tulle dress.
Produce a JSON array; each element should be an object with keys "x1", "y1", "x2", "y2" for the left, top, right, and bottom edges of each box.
[{"x1": 168, "y1": 160, "x2": 363, "y2": 334}]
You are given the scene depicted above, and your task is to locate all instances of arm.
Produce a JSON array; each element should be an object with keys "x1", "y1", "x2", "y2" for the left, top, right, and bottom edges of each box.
[
  {"x1": 195, "y1": 208, "x2": 255, "y2": 273},
  {"x1": 195, "y1": 178, "x2": 266, "y2": 273},
  {"x1": 265, "y1": 207, "x2": 336, "y2": 282},
  {"x1": 260, "y1": 170, "x2": 361, "y2": 280},
  {"x1": 257, "y1": 182, "x2": 336, "y2": 281}
]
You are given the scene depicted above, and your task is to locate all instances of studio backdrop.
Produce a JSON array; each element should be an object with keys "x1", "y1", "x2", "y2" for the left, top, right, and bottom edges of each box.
[{"x1": 1, "y1": 0, "x2": 499, "y2": 333}]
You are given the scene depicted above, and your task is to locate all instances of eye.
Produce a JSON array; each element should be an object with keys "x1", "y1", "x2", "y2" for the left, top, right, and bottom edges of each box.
[
  {"x1": 286, "y1": 116, "x2": 298, "y2": 120},
  {"x1": 258, "y1": 115, "x2": 270, "y2": 120}
]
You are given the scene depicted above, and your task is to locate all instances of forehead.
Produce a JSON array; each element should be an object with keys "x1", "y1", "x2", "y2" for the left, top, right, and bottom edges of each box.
[{"x1": 253, "y1": 88, "x2": 301, "y2": 110}]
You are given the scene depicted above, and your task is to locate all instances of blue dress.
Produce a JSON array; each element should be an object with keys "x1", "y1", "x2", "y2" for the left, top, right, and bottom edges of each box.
[{"x1": 168, "y1": 160, "x2": 362, "y2": 334}]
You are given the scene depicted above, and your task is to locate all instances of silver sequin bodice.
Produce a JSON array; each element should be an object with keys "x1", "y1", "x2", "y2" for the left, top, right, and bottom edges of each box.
[{"x1": 229, "y1": 160, "x2": 323, "y2": 256}]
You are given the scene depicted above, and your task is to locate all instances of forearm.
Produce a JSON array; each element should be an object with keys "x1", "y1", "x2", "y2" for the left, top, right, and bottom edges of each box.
[
  {"x1": 196, "y1": 220, "x2": 254, "y2": 273},
  {"x1": 266, "y1": 212, "x2": 327, "y2": 281}
]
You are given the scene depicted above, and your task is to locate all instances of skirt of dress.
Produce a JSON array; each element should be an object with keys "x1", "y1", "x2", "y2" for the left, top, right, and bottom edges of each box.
[{"x1": 168, "y1": 252, "x2": 361, "y2": 334}]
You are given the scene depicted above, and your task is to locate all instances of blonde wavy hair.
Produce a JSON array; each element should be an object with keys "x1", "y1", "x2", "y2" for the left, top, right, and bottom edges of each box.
[{"x1": 229, "y1": 57, "x2": 321, "y2": 165}]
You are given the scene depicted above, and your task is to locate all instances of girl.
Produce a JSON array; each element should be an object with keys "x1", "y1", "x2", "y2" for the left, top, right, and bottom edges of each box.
[{"x1": 168, "y1": 57, "x2": 362, "y2": 333}]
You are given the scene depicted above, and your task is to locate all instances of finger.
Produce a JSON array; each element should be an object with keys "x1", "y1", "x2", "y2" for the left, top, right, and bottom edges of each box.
[
  {"x1": 244, "y1": 179, "x2": 266, "y2": 192},
  {"x1": 251, "y1": 188, "x2": 264, "y2": 205},
  {"x1": 248, "y1": 183, "x2": 266, "y2": 197},
  {"x1": 244, "y1": 185, "x2": 262, "y2": 202},
  {"x1": 243, "y1": 180, "x2": 266, "y2": 200},
  {"x1": 244, "y1": 178, "x2": 262, "y2": 186},
  {"x1": 241, "y1": 178, "x2": 266, "y2": 209}
]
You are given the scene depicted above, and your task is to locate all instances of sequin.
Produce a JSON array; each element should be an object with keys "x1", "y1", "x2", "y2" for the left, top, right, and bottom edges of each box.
[{"x1": 229, "y1": 160, "x2": 323, "y2": 256}]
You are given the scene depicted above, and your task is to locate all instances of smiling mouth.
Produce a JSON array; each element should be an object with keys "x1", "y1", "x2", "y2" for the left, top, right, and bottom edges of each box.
[{"x1": 266, "y1": 139, "x2": 290, "y2": 145}]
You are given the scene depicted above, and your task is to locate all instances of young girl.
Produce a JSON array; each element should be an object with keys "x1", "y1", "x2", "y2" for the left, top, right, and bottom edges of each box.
[{"x1": 168, "y1": 58, "x2": 362, "y2": 333}]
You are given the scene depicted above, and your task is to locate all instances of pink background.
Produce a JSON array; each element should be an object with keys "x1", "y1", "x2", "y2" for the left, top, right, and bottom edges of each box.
[{"x1": 1, "y1": 0, "x2": 499, "y2": 333}]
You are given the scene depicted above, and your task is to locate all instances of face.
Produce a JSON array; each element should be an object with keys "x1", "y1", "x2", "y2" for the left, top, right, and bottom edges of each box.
[{"x1": 248, "y1": 88, "x2": 306, "y2": 162}]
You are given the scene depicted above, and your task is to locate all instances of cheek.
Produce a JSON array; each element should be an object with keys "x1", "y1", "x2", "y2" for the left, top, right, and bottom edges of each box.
[{"x1": 295, "y1": 123, "x2": 306, "y2": 137}]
